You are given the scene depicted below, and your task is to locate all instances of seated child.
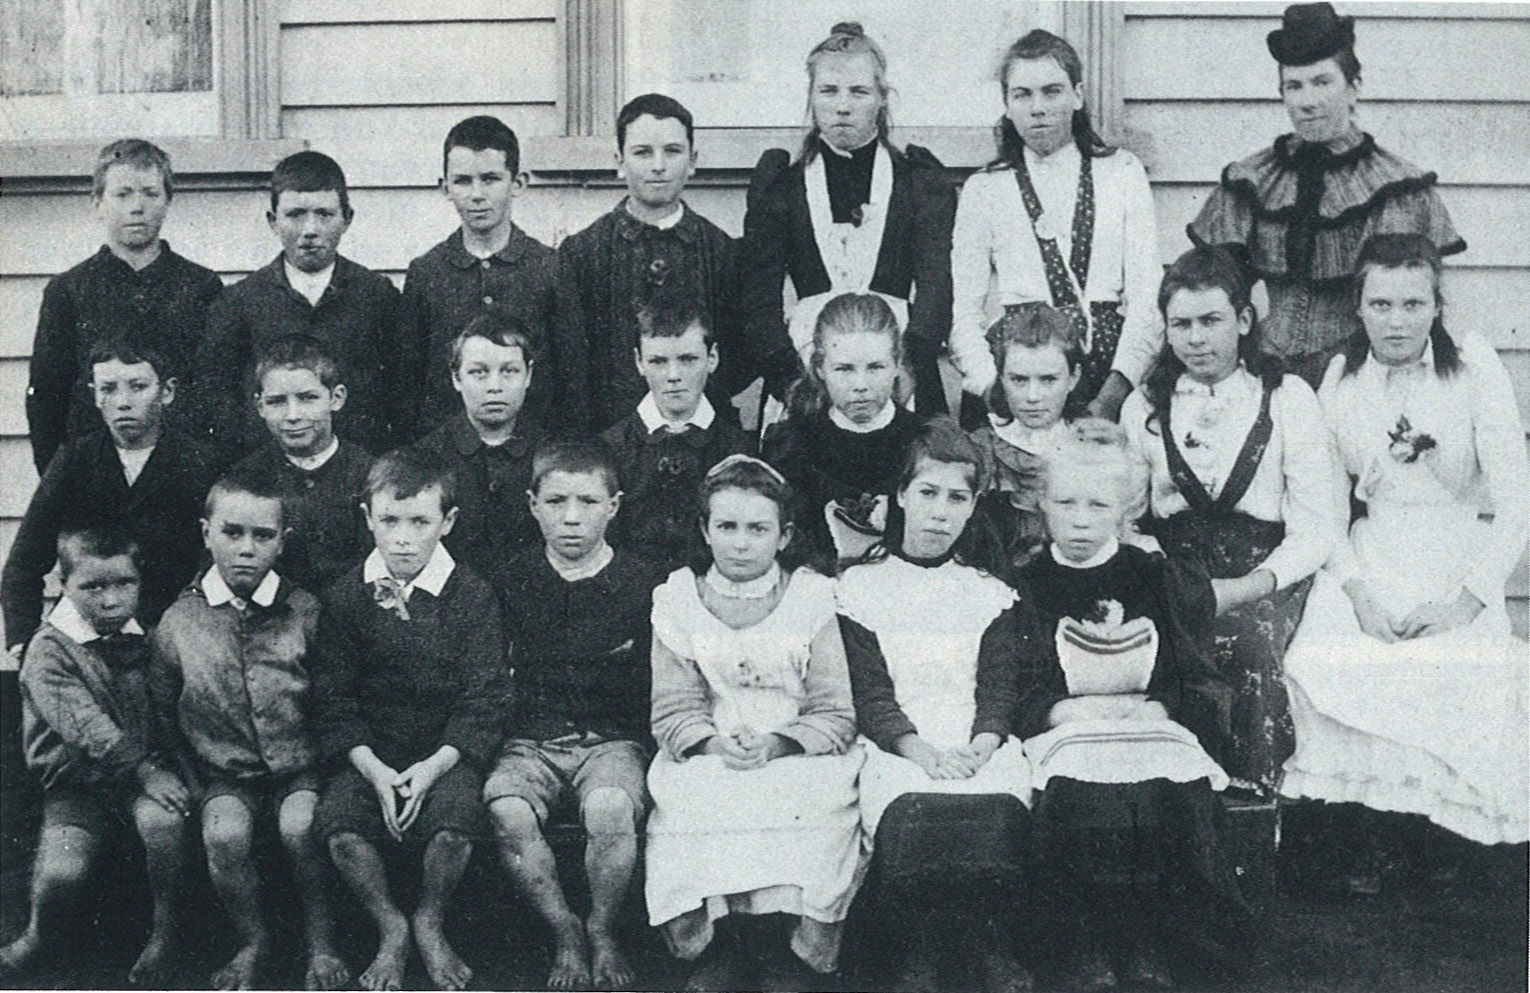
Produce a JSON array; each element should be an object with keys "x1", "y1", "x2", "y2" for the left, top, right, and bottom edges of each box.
[
  {"x1": 646, "y1": 455, "x2": 865, "y2": 990},
  {"x1": 837, "y1": 418, "x2": 1034, "y2": 992},
  {"x1": 234, "y1": 334, "x2": 374, "y2": 595},
  {"x1": 601, "y1": 295, "x2": 752, "y2": 570},
  {"x1": 26, "y1": 138, "x2": 224, "y2": 471},
  {"x1": 968, "y1": 303, "x2": 1083, "y2": 577},
  {"x1": 401, "y1": 114, "x2": 568, "y2": 435},
  {"x1": 416, "y1": 315, "x2": 544, "y2": 591},
  {"x1": 1016, "y1": 421, "x2": 1244, "y2": 990},
  {"x1": 198, "y1": 150, "x2": 404, "y2": 458},
  {"x1": 764, "y1": 292, "x2": 923, "y2": 568},
  {"x1": 2, "y1": 527, "x2": 190, "y2": 984},
  {"x1": 149, "y1": 470, "x2": 346, "y2": 990},
  {"x1": 485, "y1": 438, "x2": 665, "y2": 990},
  {"x1": 310, "y1": 448, "x2": 510, "y2": 991},
  {"x1": 3, "y1": 339, "x2": 218, "y2": 655}
]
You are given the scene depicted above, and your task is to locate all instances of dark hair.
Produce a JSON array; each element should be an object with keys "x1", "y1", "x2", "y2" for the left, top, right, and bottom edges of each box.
[
  {"x1": 1142, "y1": 246, "x2": 1283, "y2": 432},
  {"x1": 1279, "y1": 46, "x2": 1363, "y2": 87},
  {"x1": 87, "y1": 337, "x2": 173, "y2": 384},
  {"x1": 451, "y1": 313, "x2": 534, "y2": 372},
  {"x1": 786, "y1": 292, "x2": 904, "y2": 422},
  {"x1": 994, "y1": 30, "x2": 1113, "y2": 161},
  {"x1": 617, "y1": 93, "x2": 694, "y2": 152},
  {"x1": 799, "y1": 21, "x2": 894, "y2": 163},
  {"x1": 203, "y1": 464, "x2": 287, "y2": 528},
  {"x1": 984, "y1": 303, "x2": 1083, "y2": 423},
  {"x1": 1342, "y1": 233, "x2": 1460, "y2": 379},
  {"x1": 636, "y1": 292, "x2": 713, "y2": 349},
  {"x1": 93, "y1": 138, "x2": 173, "y2": 202},
  {"x1": 270, "y1": 150, "x2": 351, "y2": 218},
  {"x1": 57, "y1": 524, "x2": 140, "y2": 583},
  {"x1": 363, "y1": 447, "x2": 457, "y2": 513},
  {"x1": 255, "y1": 333, "x2": 341, "y2": 391},
  {"x1": 529, "y1": 437, "x2": 619, "y2": 497},
  {"x1": 690, "y1": 455, "x2": 815, "y2": 575},
  {"x1": 442, "y1": 115, "x2": 520, "y2": 177}
]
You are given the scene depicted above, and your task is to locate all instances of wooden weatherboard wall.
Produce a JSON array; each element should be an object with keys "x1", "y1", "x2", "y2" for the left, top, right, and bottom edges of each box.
[{"x1": 1, "y1": 2, "x2": 1526, "y2": 646}]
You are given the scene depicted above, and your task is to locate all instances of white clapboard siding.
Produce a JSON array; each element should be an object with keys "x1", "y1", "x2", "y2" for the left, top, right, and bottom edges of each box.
[{"x1": 282, "y1": 105, "x2": 564, "y2": 143}]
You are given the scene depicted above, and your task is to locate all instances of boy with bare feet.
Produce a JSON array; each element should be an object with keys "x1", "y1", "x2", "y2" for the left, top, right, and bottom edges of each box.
[
  {"x1": 484, "y1": 439, "x2": 663, "y2": 989},
  {"x1": 2, "y1": 526, "x2": 190, "y2": 985},
  {"x1": 148, "y1": 470, "x2": 348, "y2": 990},
  {"x1": 311, "y1": 448, "x2": 510, "y2": 990}
]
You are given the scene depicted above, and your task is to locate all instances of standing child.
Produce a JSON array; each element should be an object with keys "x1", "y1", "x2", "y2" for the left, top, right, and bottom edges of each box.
[
  {"x1": 646, "y1": 455, "x2": 866, "y2": 991},
  {"x1": 764, "y1": 292, "x2": 923, "y2": 567},
  {"x1": 837, "y1": 419, "x2": 1033, "y2": 993},
  {"x1": 310, "y1": 449, "x2": 510, "y2": 991},
  {"x1": 234, "y1": 334, "x2": 374, "y2": 596},
  {"x1": 601, "y1": 296, "x2": 753, "y2": 570},
  {"x1": 485, "y1": 439, "x2": 665, "y2": 991},
  {"x1": 401, "y1": 115, "x2": 572, "y2": 435},
  {"x1": 149, "y1": 471, "x2": 347, "y2": 990},
  {"x1": 2, "y1": 528, "x2": 190, "y2": 985},
  {"x1": 3, "y1": 340, "x2": 218, "y2": 655},
  {"x1": 417, "y1": 315, "x2": 544, "y2": 593},
  {"x1": 968, "y1": 303, "x2": 1083, "y2": 577},
  {"x1": 26, "y1": 139, "x2": 224, "y2": 470},
  {"x1": 1017, "y1": 421, "x2": 1244, "y2": 990}
]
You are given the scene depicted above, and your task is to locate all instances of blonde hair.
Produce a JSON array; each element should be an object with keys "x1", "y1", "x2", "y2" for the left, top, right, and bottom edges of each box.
[
  {"x1": 801, "y1": 21, "x2": 893, "y2": 160},
  {"x1": 1043, "y1": 418, "x2": 1149, "y2": 534},
  {"x1": 786, "y1": 292, "x2": 904, "y2": 421}
]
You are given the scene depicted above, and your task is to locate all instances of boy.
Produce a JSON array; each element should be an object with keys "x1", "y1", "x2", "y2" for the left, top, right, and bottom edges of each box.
[
  {"x1": 234, "y1": 334, "x2": 374, "y2": 595},
  {"x1": 3, "y1": 340, "x2": 218, "y2": 655},
  {"x1": 197, "y1": 151, "x2": 404, "y2": 460},
  {"x1": 400, "y1": 115, "x2": 575, "y2": 435},
  {"x1": 149, "y1": 471, "x2": 347, "y2": 990},
  {"x1": 2, "y1": 527, "x2": 190, "y2": 984},
  {"x1": 486, "y1": 438, "x2": 665, "y2": 990},
  {"x1": 26, "y1": 138, "x2": 224, "y2": 471},
  {"x1": 601, "y1": 295, "x2": 753, "y2": 569},
  {"x1": 311, "y1": 449, "x2": 510, "y2": 991},
  {"x1": 558, "y1": 93, "x2": 751, "y2": 431},
  {"x1": 415, "y1": 314, "x2": 543, "y2": 592}
]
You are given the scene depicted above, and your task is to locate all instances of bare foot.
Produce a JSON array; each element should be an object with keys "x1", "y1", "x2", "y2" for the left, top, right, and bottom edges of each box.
[
  {"x1": 0, "y1": 931, "x2": 43, "y2": 976},
  {"x1": 545, "y1": 919, "x2": 591, "y2": 991},
  {"x1": 211, "y1": 939, "x2": 266, "y2": 990},
  {"x1": 413, "y1": 914, "x2": 472, "y2": 991},
  {"x1": 305, "y1": 947, "x2": 352, "y2": 991},
  {"x1": 128, "y1": 929, "x2": 178, "y2": 986},
  {"x1": 359, "y1": 915, "x2": 410, "y2": 992},
  {"x1": 586, "y1": 924, "x2": 634, "y2": 990}
]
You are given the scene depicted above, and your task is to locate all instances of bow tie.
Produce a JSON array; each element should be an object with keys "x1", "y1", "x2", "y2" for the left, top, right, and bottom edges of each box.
[
  {"x1": 94, "y1": 632, "x2": 148, "y2": 670},
  {"x1": 644, "y1": 424, "x2": 708, "y2": 449},
  {"x1": 371, "y1": 576, "x2": 413, "y2": 621}
]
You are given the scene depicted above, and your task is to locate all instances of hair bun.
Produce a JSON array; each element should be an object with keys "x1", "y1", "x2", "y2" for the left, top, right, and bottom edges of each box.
[{"x1": 831, "y1": 21, "x2": 865, "y2": 37}]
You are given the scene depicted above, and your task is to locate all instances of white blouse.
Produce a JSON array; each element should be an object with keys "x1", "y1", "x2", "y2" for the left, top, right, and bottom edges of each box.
[
  {"x1": 950, "y1": 143, "x2": 1161, "y2": 394},
  {"x1": 1122, "y1": 366, "x2": 1338, "y2": 590}
]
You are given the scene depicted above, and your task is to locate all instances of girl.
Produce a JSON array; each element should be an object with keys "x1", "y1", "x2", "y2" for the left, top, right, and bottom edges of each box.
[
  {"x1": 645, "y1": 455, "x2": 866, "y2": 991},
  {"x1": 738, "y1": 21, "x2": 955, "y2": 417},
  {"x1": 1017, "y1": 421, "x2": 1245, "y2": 990},
  {"x1": 950, "y1": 30, "x2": 1158, "y2": 424},
  {"x1": 1281, "y1": 234, "x2": 1528, "y2": 879},
  {"x1": 837, "y1": 418, "x2": 1033, "y2": 993},
  {"x1": 1121, "y1": 246, "x2": 1337, "y2": 797},
  {"x1": 968, "y1": 302, "x2": 1082, "y2": 576},
  {"x1": 764, "y1": 292, "x2": 923, "y2": 567}
]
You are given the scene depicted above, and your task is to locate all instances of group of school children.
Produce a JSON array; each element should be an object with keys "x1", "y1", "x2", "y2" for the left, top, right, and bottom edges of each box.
[{"x1": 4, "y1": 6, "x2": 1527, "y2": 993}]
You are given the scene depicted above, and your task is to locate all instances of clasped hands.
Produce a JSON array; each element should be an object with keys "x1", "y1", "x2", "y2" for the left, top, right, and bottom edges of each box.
[
  {"x1": 897, "y1": 731, "x2": 1002, "y2": 780},
  {"x1": 1345, "y1": 580, "x2": 1483, "y2": 643},
  {"x1": 351, "y1": 745, "x2": 460, "y2": 842},
  {"x1": 699, "y1": 727, "x2": 800, "y2": 770}
]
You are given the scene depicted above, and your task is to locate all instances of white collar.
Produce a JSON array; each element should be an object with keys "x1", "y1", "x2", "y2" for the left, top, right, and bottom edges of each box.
[
  {"x1": 990, "y1": 413, "x2": 1066, "y2": 456},
  {"x1": 1371, "y1": 339, "x2": 1435, "y2": 381},
  {"x1": 1050, "y1": 537, "x2": 1121, "y2": 570},
  {"x1": 624, "y1": 200, "x2": 684, "y2": 230},
  {"x1": 286, "y1": 436, "x2": 339, "y2": 471},
  {"x1": 363, "y1": 543, "x2": 455, "y2": 596},
  {"x1": 202, "y1": 567, "x2": 280, "y2": 609},
  {"x1": 546, "y1": 541, "x2": 613, "y2": 582},
  {"x1": 705, "y1": 562, "x2": 782, "y2": 600},
  {"x1": 829, "y1": 401, "x2": 896, "y2": 433},
  {"x1": 284, "y1": 260, "x2": 335, "y2": 304},
  {"x1": 47, "y1": 596, "x2": 144, "y2": 645},
  {"x1": 116, "y1": 444, "x2": 154, "y2": 484},
  {"x1": 1174, "y1": 364, "x2": 1254, "y2": 398},
  {"x1": 1023, "y1": 139, "x2": 1081, "y2": 172},
  {"x1": 637, "y1": 392, "x2": 716, "y2": 433}
]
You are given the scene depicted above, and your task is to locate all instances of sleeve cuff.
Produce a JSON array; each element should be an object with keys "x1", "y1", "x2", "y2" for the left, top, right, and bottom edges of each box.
[
  {"x1": 99, "y1": 735, "x2": 148, "y2": 781},
  {"x1": 868, "y1": 717, "x2": 918, "y2": 755},
  {"x1": 971, "y1": 717, "x2": 1011, "y2": 741},
  {"x1": 666, "y1": 719, "x2": 717, "y2": 762},
  {"x1": 778, "y1": 722, "x2": 836, "y2": 758}
]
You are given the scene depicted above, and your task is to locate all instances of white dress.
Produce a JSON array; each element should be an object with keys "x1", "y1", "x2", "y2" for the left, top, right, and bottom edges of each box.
[
  {"x1": 644, "y1": 568, "x2": 868, "y2": 942},
  {"x1": 836, "y1": 555, "x2": 1033, "y2": 835},
  {"x1": 1281, "y1": 333, "x2": 1530, "y2": 844}
]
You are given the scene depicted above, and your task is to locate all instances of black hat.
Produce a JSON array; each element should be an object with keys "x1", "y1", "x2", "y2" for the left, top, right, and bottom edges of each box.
[{"x1": 1267, "y1": 3, "x2": 1355, "y2": 66}]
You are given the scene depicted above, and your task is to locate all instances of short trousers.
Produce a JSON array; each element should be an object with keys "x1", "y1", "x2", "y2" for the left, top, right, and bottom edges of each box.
[
  {"x1": 483, "y1": 734, "x2": 649, "y2": 827},
  {"x1": 200, "y1": 767, "x2": 321, "y2": 817},
  {"x1": 41, "y1": 783, "x2": 133, "y2": 834},
  {"x1": 313, "y1": 763, "x2": 487, "y2": 845}
]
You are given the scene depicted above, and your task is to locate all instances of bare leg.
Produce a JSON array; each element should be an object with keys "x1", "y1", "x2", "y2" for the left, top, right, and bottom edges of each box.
[
  {"x1": 581, "y1": 788, "x2": 638, "y2": 989},
  {"x1": 130, "y1": 795, "x2": 188, "y2": 985},
  {"x1": 0, "y1": 824, "x2": 99, "y2": 973},
  {"x1": 412, "y1": 829, "x2": 474, "y2": 990},
  {"x1": 488, "y1": 796, "x2": 590, "y2": 990},
  {"x1": 202, "y1": 797, "x2": 267, "y2": 989},
  {"x1": 328, "y1": 832, "x2": 410, "y2": 991},
  {"x1": 277, "y1": 792, "x2": 350, "y2": 991}
]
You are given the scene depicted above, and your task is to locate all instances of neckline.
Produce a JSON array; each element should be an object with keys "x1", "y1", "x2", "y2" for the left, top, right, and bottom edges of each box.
[
  {"x1": 893, "y1": 544, "x2": 957, "y2": 569},
  {"x1": 704, "y1": 563, "x2": 782, "y2": 600}
]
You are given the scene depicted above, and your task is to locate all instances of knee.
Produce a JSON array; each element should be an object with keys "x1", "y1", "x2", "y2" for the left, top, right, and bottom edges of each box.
[
  {"x1": 133, "y1": 798, "x2": 186, "y2": 848},
  {"x1": 488, "y1": 797, "x2": 542, "y2": 844},
  {"x1": 276, "y1": 794, "x2": 317, "y2": 853},
  {"x1": 35, "y1": 830, "x2": 96, "y2": 887},
  {"x1": 580, "y1": 788, "x2": 638, "y2": 838},
  {"x1": 202, "y1": 802, "x2": 254, "y2": 862},
  {"x1": 327, "y1": 831, "x2": 372, "y2": 867},
  {"x1": 426, "y1": 829, "x2": 473, "y2": 860}
]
